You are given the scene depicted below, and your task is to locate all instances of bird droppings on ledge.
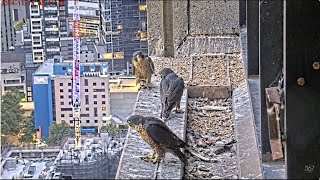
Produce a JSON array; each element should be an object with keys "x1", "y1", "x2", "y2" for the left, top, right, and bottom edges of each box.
[
  {"x1": 184, "y1": 98, "x2": 238, "y2": 179},
  {"x1": 115, "y1": 78, "x2": 187, "y2": 179}
]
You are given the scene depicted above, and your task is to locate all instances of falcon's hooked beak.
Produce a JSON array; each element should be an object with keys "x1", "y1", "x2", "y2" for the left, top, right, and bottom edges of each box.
[
  {"x1": 126, "y1": 115, "x2": 144, "y2": 132},
  {"x1": 126, "y1": 118, "x2": 138, "y2": 132}
]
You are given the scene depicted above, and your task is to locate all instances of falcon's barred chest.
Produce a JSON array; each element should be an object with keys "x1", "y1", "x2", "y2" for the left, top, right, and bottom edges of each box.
[
  {"x1": 136, "y1": 58, "x2": 153, "y2": 79},
  {"x1": 136, "y1": 125, "x2": 165, "y2": 157},
  {"x1": 136, "y1": 125, "x2": 157, "y2": 148}
]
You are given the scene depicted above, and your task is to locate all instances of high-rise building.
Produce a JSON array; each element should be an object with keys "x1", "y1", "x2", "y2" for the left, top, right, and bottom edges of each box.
[
  {"x1": 43, "y1": 0, "x2": 67, "y2": 59},
  {"x1": 24, "y1": 0, "x2": 68, "y2": 63},
  {"x1": 33, "y1": 61, "x2": 111, "y2": 138},
  {"x1": 1, "y1": 2, "x2": 26, "y2": 52},
  {"x1": 100, "y1": 0, "x2": 148, "y2": 72}
]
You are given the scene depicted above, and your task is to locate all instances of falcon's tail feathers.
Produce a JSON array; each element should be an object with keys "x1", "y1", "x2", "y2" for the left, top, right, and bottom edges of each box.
[
  {"x1": 174, "y1": 149, "x2": 188, "y2": 164},
  {"x1": 185, "y1": 146, "x2": 218, "y2": 163}
]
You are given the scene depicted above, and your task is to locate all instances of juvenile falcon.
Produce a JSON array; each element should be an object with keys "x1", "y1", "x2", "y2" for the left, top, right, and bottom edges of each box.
[
  {"x1": 127, "y1": 115, "x2": 218, "y2": 164},
  {"x1": 132, "y1": 51, "x2": 155, "y2": 89},
  {"x1": 127, "y1": 115, "x2": 188, "y2": 164},
  {"x1": 159, "y1": 68, "x2": 185, "y2": 120}
]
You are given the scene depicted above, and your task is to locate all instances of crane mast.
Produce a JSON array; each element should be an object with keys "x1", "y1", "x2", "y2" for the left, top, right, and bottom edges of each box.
[{"x1": 72, "y1": 0, "x2": 82, "y2": 150}]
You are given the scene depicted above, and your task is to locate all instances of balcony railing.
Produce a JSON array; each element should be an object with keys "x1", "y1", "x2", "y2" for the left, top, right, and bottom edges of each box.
[
  {"x1": 45, "y1": 17, "x2": 58, "y2": 21},
  {"x1": 45, "y1": 27, "x2": 59, "y2": 31},
  {"x1": 44, "y1": 6, "x2": 58, "y2": 11},
  {"x1": 46, "y1": 37, "x2": 59, "y2": 41},
  {"x1": 47, "y1": 47, "x2": 60, "y2": 52}
]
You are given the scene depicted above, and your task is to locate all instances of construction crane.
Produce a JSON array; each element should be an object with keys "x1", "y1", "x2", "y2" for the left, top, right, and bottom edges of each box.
[{"x1": 72, "y1": 0, "x2": 82, "y2": 150}]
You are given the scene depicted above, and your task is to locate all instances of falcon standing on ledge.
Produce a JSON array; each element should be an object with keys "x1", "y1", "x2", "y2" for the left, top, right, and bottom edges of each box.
[
  {"x1": 127, "y1": 115, "x2": 188, "y2": 164},
  {"x1": 159, "y1": 68, "x2": 185, "y2": 120},
  {"x1": 132, "y1": 51, "x2": 155, "y2": 89}
]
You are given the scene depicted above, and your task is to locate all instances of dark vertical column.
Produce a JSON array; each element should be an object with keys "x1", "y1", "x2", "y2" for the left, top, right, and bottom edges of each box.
[
  {"x1": 259, "y1": 0, "x2": 283, "y2": 161},
  {"x1": 285, "y1": 1, "x2": 320, "y2": 178},
  {"x1": 239, "y1": 0, "x2": 246, "y2": 27},
  {"x1": 162, "y1": 0, "x2": 174, "y2": 57},
  {"x1": 246, "y1": 0, "x2": 259, "y2": 76}
]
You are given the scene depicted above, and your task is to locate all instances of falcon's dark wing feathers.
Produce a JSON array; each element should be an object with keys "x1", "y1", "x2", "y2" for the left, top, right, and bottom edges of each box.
[
  {"x1": 167, "y1": 77, "x2": 184, "y2": 104},
  {"x1": 160, "y1": 78, "x2": 164, "y2": 98},
  {"x1": 162, "y1": 73, "x2": 177, "y2": 94},
  {"x1": 144, "y1": 118, "x2": 186, "y2": 148},
  {"x1": 146, "y1": 57, "x2": 155, "y2": 74},
  {"x1": 163, "y1": 73, "x2": 184, "y2": 104}
]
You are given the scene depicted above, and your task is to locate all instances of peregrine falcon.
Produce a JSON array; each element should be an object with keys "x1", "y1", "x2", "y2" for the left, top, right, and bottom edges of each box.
[
  {"x1": 127, "y1": 115, "x2": 188, "y2": 164},
  {"x1": 132, "y1": 51, "x2": 155, "y2": 89},
  {"x1": 159, "y1": 68, "x2": 185, "y2": 120}
]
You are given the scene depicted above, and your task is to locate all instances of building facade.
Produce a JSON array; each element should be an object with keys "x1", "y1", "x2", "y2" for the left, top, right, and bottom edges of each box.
[
  {"x1": 100, "y1": 0, "x2": 148, "y2": 72},
  {"x1": 1, "y1": 2, "x2": 26, "y2": 52},
  {"x1": 0, "y1": 52, "x2": 26, "y2": 97},
  {"x1": 24, "y1": 0, "x2": 68, "y2": 63},
  {"x1": 33, "y1": 61, "x2": 111, "y2": 138}
]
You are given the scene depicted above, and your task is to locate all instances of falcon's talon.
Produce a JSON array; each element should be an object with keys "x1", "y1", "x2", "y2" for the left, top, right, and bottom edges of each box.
[
  {"x1": 160, "y1": 117, "x2": 166, "y2": 122},
  {"x1": 140, "y1": 156, "x2": 152, "y2": 162},
  {"x1": 168, "y1": 160, "x2": 178, "y2": 164},
  {"x1": 151, "y1": 158, "x2": 162, "y2": 164},
  {"x1": 147, "y1": 152, "x2": 156, "y2": 159}
]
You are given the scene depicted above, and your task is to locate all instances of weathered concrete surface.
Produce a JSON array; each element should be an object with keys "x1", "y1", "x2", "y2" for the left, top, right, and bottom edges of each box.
[
  {"x1": 147, "y1": 1, "x2": 164, "y2": 57},
  {"x1": 147, "y1": 1, "x2": 189, "y2": 56},
  {"x1": 176, "y1": 36, "x2": 241, "y2": 56},
  {"x1": 232, "y1": 82, "x2": 263, "y2": 179},
  {"x1": 189, "y1": 0, "x2": 239, "y2": 35},
  {"x1": 187, "y1": 86, "x2": 230, "y2": 99},
  {"x1": 190, "y1": 54, "x2": 232, "y2": 86},
  {"x1": 172, "y1": 1, "x2": 188, "y2": 51},
  {"x1": 152, "y1": 54, "x2": 238, "y2": 86},
  {"x1": 262, "y1": 161, "x2": 286, "y2": 179},
  {"x1": 115, "y1": 78, "x2": 187, "y2": 179},
  {"x1": 147, "y1": 0, "x2": 240, "y2": 56},
  {"x1": 248, "y1": 78, "x2": 261, "y2": 153}
]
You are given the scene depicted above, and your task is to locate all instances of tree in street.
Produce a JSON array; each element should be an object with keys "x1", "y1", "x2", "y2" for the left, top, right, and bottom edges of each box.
[
  {"x1": 18, "y1": 111, "x2": 36, "y2": 144},
  {"x1": 1, "y1": 90, "x2": 24, "y2": 136},
  {"x1": 47, "y1": 121, "x2": 71, "y2": 146},
  {"x1": 100, "y1": 124, "x2": 120, "y2": 135}
]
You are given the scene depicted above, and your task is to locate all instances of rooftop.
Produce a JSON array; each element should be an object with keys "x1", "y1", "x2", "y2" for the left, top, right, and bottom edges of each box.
[
  {"x1": 1, "y1": 52, "x2": 25, "y2": 64},
  {"x1": 94, "y1": 44, "x2": 107, "y2": 55},
  {"x1": 34, "y1": 62, "x2": 54, "y2": 75}
]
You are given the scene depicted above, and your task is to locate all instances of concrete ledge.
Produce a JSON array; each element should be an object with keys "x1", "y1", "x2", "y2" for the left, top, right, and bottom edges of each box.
[
  {"x1": 115, "y1": 78, "x2": 187, "y2": 179},
  {"x1": 232, "y1": 81, "x2": 263, "y2": 179}
]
